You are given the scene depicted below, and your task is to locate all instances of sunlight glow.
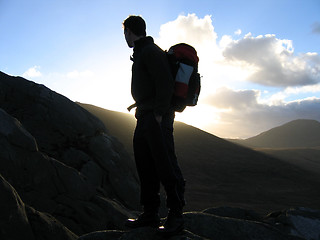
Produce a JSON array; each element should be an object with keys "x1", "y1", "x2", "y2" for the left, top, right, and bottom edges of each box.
[{"x1": 175, "y1": 104, "x2": 220, "y2": 131}]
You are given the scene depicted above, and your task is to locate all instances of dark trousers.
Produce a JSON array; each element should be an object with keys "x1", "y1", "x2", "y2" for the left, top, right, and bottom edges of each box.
[{"x1": 133, "y1": 110, "x2": 185, "y2": 212}]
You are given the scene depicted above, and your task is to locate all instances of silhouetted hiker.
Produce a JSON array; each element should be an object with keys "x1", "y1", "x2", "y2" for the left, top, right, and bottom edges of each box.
[{"x1": 123, "y1": 15, "x2": 186, "y2": 236}]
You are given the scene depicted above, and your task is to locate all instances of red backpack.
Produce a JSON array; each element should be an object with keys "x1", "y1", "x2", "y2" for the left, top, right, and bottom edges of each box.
[{"x1": 167, "y1": 43, "x2": 201, "y2": 112}]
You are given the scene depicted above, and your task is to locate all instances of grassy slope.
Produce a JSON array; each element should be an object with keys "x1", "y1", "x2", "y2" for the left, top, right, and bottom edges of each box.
[{"x1": 256, "y1": 147, "x2": 320, "y2": 174}]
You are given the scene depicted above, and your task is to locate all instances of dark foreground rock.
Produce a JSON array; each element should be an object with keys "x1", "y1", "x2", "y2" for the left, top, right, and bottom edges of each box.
[
  {"x1": 264, "y1": 207, "x2": 320, "y2": 240},
  {"x1": 0, "y1": 71, "x2": 139, "y2": 235},
  {"x1": 183, "y1": 211, "x2": 301, "y2": 240},
  {"x1": 3, "y1": 175, "x2": 318, "y2": 240},
  {"x1": 78, "y1": 227, "x2": 205, "y2": 240},
  {"x1": 0, "y1": 71, "x2": 139, "y2": 210},
  {"x1": 0, "y1": 174, "x2": 78, "y2": 240},
  {"x1": 77, "y1": 207, "x2": 320, "y2": 240}
]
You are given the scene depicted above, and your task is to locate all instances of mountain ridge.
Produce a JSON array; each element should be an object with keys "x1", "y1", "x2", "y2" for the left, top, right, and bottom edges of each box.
[{"x1": 232, "y1": 119, "x2": 320, "y2": 148}]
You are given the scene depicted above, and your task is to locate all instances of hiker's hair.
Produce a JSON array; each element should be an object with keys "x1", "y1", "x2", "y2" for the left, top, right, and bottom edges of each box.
[{"x1": 123, "y1": 15, "x2": 146, "y2": 37}]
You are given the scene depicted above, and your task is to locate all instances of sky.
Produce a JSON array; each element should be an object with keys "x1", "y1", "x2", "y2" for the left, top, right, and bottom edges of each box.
[{"x1": 1, "y1": 0, "x2": 320, "y2": 139}]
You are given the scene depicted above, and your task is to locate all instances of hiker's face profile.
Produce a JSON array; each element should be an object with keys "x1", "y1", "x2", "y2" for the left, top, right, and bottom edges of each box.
[{"x1": 124, "y1": 29, "x2": 134, "y2": 48}]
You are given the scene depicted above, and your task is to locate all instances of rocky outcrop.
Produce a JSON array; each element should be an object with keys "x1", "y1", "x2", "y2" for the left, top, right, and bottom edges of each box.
[
  {"x1": 0, "y1": 174, "x2": 35, "y2": 240},
  {"x1": 78, "y1": 207, "x2": 320, "y2": 240},
  {"x1": 0, "y1": 71, "x2": 139, "y2": 208},
  {"x1": 0, "y1": 71, "x2": 139, "y2": 236},
  {"x1": 3, "y1": 170, "x2": 319, "y2": 240},
  {"x1": 264, "y1": 207, "x2": 320, "y2": 240},
  {"x1": 0, "y1": 106, "x2": 135, "y2": 235},
  {"x1": 0, "y1": 174, "x2": 77, "y2": 240},
  {"x1": 182, "y1": 211, "x2": 301, "y2": 240}
]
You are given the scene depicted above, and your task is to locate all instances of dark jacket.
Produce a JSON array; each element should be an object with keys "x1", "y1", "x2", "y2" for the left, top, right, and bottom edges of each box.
[{"x1": 131, "y1": 37, "x2": 174, "y2": 118}]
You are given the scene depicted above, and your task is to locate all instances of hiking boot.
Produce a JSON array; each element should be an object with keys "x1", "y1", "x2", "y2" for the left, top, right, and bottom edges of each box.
[
  {"x1": 157, "y1": 210, "x2": 184, "y2": 237},
  {"x1": 125, "y1": 211, "x2": 160, "y2": 228}
]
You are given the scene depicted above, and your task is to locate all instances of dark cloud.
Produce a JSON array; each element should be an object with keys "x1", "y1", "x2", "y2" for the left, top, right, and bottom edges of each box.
[
  {"x1": 205, "y1": 87, "x2": 259, "y2": 109},
  {"x1": 205, "y1": 87, "x2": 320, "y2": 138},
  {"x1": 216, "y1": 98, "x2": 320, "y2": 138}
]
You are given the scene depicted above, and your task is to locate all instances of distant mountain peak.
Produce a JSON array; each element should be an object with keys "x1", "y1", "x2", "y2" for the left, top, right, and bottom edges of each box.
[
  {"x1": 244, "y1": 119, "x2": 320, "y2": 148},
  {"x1": 284, "y1": 118, "x2": 320, "y2": 125}
]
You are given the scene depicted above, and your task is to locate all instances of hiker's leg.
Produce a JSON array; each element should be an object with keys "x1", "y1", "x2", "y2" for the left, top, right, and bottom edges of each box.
[
  {"x1": 133, "y1": 115, "x2": 161, "y2": 210},
  {"x1": 161, "y1": 111, "x2": 186, "y2": 207},
  {"x1": 142, "y1": 112, "x2": 183, "y2": 210}
]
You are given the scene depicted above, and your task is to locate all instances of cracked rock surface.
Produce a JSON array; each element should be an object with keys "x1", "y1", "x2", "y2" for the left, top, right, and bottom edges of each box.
[{"x1": 0, "y1": 72, "x2": 139, "y2": 237}]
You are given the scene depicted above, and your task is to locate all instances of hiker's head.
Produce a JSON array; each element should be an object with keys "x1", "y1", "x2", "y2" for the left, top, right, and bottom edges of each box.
[
  {"x1": 123, "y1": 15, "x2": 146, "y2": 37},
  {"x1": 123, "y1": 15, "x2": 146, "y2": 48}
]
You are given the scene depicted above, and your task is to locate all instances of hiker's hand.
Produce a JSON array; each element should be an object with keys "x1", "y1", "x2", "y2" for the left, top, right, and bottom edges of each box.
[{"x1": 154, "y1": 114, "x2": 162, "y2": 124}]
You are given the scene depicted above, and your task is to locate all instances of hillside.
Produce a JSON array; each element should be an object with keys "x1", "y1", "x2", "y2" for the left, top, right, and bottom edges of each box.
[
  {"x1": 80, "y1": 103, "x2": 320, "y2": 214},
  {"x1": 78, "y1": 103, "x2": 136, "y2": 156},
  {"x1": 234, "y1": 119, "x2": 320, "y2": 148},
  {"x1": 258, "y1": 147, "x2": 320, "y2": 174},
  {"x1": 228, "y1": 119, "x2": 320, "y2": 175}
]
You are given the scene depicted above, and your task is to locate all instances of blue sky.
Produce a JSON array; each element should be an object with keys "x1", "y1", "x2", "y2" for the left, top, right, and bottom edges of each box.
[{"x1": 1, "y1": 0, "x2": 320, "y2": 138}]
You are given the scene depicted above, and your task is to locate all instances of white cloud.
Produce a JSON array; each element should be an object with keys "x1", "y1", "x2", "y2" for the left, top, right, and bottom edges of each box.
[
  {"x1": 234, "y1": 29, "x2": 242, "y2": 35},
  {"x1": 156, "y1": 14, "x2": 252, "y2": 98},
  {"x1": 157, "y1": 14, "x2": 320, "y2": 92},
  {"x1": 285, "y1": 83, "x2": 320, "y2": 94},
  {"x1": 23, "y1": 66, "x2": 42, "y2": 78},
  {"x1": 157, "y1": 13, "x2": 217, "y2": 51},
  {"x1": 219, "y1": 35, "x2": 233, "y2": 49},
  {"x1": 222, "y1": 34, "x2": 320, "y2": 87}
]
